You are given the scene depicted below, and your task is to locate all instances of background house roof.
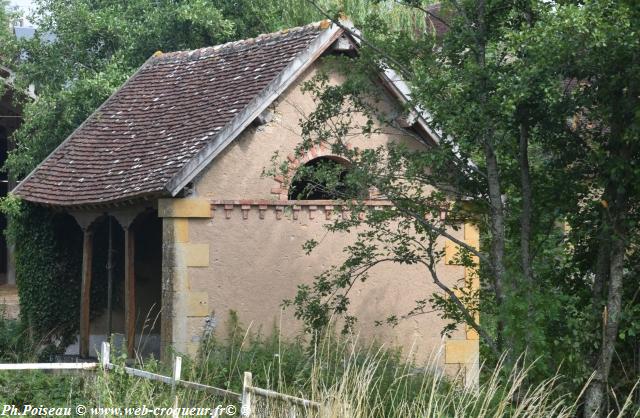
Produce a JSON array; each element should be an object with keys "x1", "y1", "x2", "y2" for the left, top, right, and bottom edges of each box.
[
  {"x1": 425, "y1": 3, "x2": 449, "y2": 38},
  {"x1": 13, "y1": 22, "x2": 334, "y2": 207}
]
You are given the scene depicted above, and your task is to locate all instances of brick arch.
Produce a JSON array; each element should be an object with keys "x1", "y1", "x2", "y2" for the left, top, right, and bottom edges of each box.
[{"x1": 271, "y1": 143, "x2": 352, "y2": 200}]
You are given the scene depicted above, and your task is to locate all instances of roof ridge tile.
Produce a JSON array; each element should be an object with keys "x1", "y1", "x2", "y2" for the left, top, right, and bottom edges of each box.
[{"x1": 151, "y1": 21, "x2": 328, "y2": 65}]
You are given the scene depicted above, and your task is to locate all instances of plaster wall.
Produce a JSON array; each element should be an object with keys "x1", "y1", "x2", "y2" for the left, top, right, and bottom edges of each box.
[
  {"x1": 189, "y1": 208, "x2": 465, "y2": 361},
  {"x1": 162, "y1": 60, "x2": 477, "y2": 378}
]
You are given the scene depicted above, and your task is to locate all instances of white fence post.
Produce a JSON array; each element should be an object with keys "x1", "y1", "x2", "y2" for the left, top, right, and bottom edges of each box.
[
  {"x1": 172, "y1": 356, "x2": 182, "y2": 418},
  {"x1": 101, "y1": 342, "x2": 110, "y2": 369},
  {"x1": 171, "y1": 356, "x2": 182, "y2": 395},
  {"x1": 241, "y1": 372, "x2": 252, "y2": 417}
]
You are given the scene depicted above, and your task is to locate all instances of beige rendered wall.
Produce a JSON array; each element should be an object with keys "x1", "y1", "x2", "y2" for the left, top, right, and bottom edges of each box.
[{"x1": 159, "y1": 60, "x2": 479, "y2": 383}]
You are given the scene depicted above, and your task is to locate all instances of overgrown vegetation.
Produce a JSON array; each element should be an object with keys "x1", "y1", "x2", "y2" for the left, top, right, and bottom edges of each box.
[
  {"x1": 1, "y1": 198, "x2": 82, "y2": 356},
  {"x1": 4, "y1": 313, "x2": 630, "y2": 417},
  {"x1": 268, "y1": 1, "x2": 640, "y2": 416}
]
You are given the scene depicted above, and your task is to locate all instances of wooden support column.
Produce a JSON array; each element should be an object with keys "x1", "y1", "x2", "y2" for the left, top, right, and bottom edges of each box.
[
  {"x1": 124, "y1": 226, "x2": 136, "y2": 359},
  {"x1": 113, "y1": 208, "x2": 141, "y2": 360},
  {"x1": 79, "y1": 227, "x2": 94, "y2": 358},
  {"x1": 71, "y1": 211, "x2": 101, "y2": 359}
]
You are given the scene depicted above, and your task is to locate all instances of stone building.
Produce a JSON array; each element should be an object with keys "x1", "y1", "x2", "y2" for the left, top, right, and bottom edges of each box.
[{"x1": 12, "y1": 21, "x2": 479, "y2": 383}]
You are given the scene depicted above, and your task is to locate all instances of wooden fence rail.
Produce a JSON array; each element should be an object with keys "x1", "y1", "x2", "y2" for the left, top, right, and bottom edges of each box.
[
  {"x1": 0, "y1": 362, "x2": 98, "y2": 370},
  {"x1": 0, "y1": 341, "x2": 321, "y2": 417}
]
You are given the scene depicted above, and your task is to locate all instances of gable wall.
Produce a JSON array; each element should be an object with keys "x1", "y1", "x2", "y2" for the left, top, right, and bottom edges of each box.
[{"x1": 161, "y1": 59, "x2": 478, "y2": 380}]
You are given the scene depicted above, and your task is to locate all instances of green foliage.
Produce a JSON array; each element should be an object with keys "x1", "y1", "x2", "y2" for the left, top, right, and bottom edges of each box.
[
  {"x1": 0, "y1": 0, "x2": 18, "y2": 98},
  {"x1": 276, "y1": 0, "x2": 640, "y2": 412},
  {"x1": 0, "y1": 314, "x2": 86, "y2": 405},
  {"x1": 0, "y1": 1, "x2": 12, "y2": 48},
  {"x1": 0, "y1": 371, "x2": 86, "y2": 406},
  {"x1": 0, "y1": 312, "x2": 605, "y2": 417},
  {"x1": 0, "y1": 316, "x2": 36, "y2": 363},
  {"x1": 1, "y1": 198, "x2": 82, "y2": 355},
  {"x1": 214, "y1": 0, "x2": 425, "y2": 39}
]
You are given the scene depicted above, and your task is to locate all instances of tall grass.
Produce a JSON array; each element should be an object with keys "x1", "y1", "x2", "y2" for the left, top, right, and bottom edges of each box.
[
  {"x1": 1, "y1": 313, "x2": 638, "y2": 416},
  {"x1": 88, "y1": 314, "x2": 639, "y2": 417}
]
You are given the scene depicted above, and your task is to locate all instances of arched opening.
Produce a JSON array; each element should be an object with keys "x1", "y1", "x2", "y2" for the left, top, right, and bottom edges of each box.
[
  {"x1": 288, "y1": 156, "x2": 366, "y2": 200},
  {"x1": 76, "y1": 209, "x2": 163, "y2": 359},
  {"x1": 88, "y1": 215, "x2": 126, "y2": 354}
]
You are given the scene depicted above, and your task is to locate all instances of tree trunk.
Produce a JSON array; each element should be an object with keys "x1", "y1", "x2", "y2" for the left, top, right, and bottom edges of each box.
[
  {"x1": 484, "y1": 140, "x2": 508, "y2": 352},
  {"x1": 591, "y1": 220, "x2": 609, "y2": 325},
  {"x1": 584, "y1": 234, "x2": 625, "y2": 417},
  {"x1": 518, "y1": 122, "x2": 533, "y2": 288},
  {"x1": 475, "y1": 0, "x2": 509, "y2": 355},
  {"x1": 518, "y1": 121, "x2": 535, "y2": 350}
]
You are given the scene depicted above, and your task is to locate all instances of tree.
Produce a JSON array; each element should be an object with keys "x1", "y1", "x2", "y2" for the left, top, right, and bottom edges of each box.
[
  {"x1": 529, "y1": 1, "x2": 640, "y2": 414},
  {"x1": 286, "y1": 0, "x2": 570, "y2": 360},
  {"x1": 282, "y1": 1, "x2": 639, "y2": 415},
  {"x1": 0, "y1": 0, "x2": 12, "y2": 46}
]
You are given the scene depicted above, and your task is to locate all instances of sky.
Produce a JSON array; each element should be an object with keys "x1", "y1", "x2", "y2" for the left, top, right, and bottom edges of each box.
[
  {"x1": 9, "y1": 0, "x2": 32, "y2": 11},
  {"x1": 9, "y1": 0, "x2": 35, "y2": 26}
]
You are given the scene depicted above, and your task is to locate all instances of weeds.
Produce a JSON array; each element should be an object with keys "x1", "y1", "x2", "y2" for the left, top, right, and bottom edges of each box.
[{"x1": 0, "y1": 313, "x2": 638, "y2": 417}]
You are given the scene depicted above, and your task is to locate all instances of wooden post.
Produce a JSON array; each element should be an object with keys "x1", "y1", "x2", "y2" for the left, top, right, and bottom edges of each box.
[
  {"x1": 241, "y1": 372, "x2": 252, "y2": 417},
  {"x1": 79, "y1": 228, "x2": 94, "y2": 358},
  {"x1": 124, "y1": 227, "x2": 136, "y2": 359},
  {"x1": 106, "y1": 217, "x2": 114, "y2": 340}
]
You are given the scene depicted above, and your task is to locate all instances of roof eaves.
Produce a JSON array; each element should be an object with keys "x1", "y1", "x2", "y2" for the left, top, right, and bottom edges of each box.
[
  {"x1": 378, "y1": 66, "x2": 442, "y2": 145},
  {"x1": 164, "y1": 22, "x2": 344, "y2": 196},
  {"x1": 20, "y1": 190, "x2": 164, "y2": 211},
  {"x1": 338, "y1": 20, "x2": 441, "y2": 145}
]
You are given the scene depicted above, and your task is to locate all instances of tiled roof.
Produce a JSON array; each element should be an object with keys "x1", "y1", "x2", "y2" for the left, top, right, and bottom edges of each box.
[{"x1": 14, "y1": 22, "x2": 333, "y2": 207}]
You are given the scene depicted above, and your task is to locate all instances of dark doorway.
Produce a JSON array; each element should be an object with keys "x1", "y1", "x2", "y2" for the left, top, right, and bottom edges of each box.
[
  {"x1": 84, "y1": 210, "x2": 162, "y2": 358},
  {"x1": 88, "y1": 215, "x2": 126, "y2": 355},
  {"x1": 132, "y1": 210, "x2": 163, "y2": 358}
]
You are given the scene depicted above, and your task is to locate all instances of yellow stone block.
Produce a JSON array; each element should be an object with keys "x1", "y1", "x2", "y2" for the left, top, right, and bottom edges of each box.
[
  {"x1": 445, "y1": 339, "x2": 479, "y2": 364},
  {"x1": 173, "y1": 219, "x2": 189, "y2": 242},
  {"x1": 445, "y1": 239, "x2": 461, "y2": 265},
  {"x1": 186, "y1": 243, "x2": 210, "y2": 267},
  {"x1": 187, "y1": 291, "x2": 210, "y2": 317},
  {"x1": 464, "y1": 223, "x2": 480, "y2": 250},
  {"x1": 158, "y1": 198, "x2": 211, "y2": 218}
]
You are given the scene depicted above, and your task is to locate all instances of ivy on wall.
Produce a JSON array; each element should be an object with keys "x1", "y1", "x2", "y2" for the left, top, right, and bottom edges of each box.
[
  {"x1": 2, "y1": 195, "x2": 127, "y2": 358},
  {"x1": 2, "y1": 197, "x2": 83, "y2": 356}
]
